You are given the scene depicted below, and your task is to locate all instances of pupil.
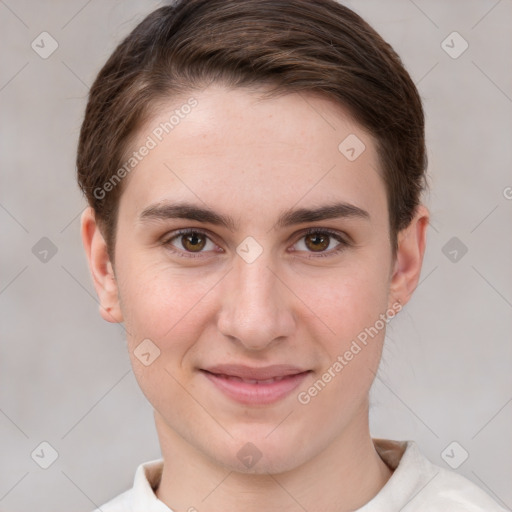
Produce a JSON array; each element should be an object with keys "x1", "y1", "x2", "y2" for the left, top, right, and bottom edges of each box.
[
  {"x1": 307, "y1": 233, "x2": 328, "y2": 251},
  {"x1": 184, "y1": 233, "x2": 205, "y2": 251}
]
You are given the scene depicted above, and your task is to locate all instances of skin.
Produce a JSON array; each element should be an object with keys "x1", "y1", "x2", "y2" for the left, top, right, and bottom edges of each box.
[{"x1": 81, "y1": 83, "x2": 429, "y2": 512}]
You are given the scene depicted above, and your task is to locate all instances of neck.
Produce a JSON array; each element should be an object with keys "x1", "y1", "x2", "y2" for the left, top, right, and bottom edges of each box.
[{"x1": 154, "y1": 408, "x2": 393, "y2": 512}]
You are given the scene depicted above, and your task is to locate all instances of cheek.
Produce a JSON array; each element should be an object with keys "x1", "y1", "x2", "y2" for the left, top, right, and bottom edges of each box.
[
  {"x1": 116, "y1": 257, "x2": 222, "y2": 346},
  {"x1": 294, "y1": 270, "x2": 389, "y2": 414},
  {"x1": 116, "y1": 260, "x2": 218, "y2": 407},
  {"x1": 291, "y1": 262, "x2": 390, "y2": 344},
  {"x1": 290, "y1": 258, "x2": 391, "y2": 409}
]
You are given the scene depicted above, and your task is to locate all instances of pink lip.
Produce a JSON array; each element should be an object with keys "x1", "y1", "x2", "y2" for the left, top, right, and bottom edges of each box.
[
  {"x1": 200, "y1": 364, "x2": 312, "y2": 405},
  {"x1": 203, "y1": 364, "x2": 309, "y2": 380}
]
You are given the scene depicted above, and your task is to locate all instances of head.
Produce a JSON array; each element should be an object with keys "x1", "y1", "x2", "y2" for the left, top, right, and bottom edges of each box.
[{"x1": 79, "y1": 0, "x2": 429, "y2": 474}]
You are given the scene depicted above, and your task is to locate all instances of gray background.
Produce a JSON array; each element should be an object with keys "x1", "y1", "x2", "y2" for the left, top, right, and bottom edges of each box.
[{"x1": 1, "y1": 0, "x2": 511, "y2": 511}]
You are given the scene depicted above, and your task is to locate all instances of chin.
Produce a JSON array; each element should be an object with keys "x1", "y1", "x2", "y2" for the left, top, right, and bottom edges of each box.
[{"x1": 208, "y1": 432, "x2": 312, "y2": 476}]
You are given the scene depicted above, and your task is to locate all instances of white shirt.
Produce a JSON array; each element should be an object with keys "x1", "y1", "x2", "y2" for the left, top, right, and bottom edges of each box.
[{"x1": 93, "y1": 438, "x2": 507, "y2": 511}]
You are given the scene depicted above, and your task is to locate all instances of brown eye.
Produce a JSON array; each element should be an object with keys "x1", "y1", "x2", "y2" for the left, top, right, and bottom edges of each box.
[
  {"x1": 163, "y1": 228, "x2": 219, "y2": 258},
  {"x1": 304, "y1": 232, "x2": 330, "y2": 252},
  {"x1": 181, "y1": 232, "x2": 206, "y2": 252},
  {"x1": 292, "y1": 228, "x2": 348, "y2": 257}
]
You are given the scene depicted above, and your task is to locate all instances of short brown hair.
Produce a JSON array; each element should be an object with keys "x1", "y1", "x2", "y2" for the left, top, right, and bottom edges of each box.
[{"x1": 77, "y1": 0, "x2": 427, "y2": 261}]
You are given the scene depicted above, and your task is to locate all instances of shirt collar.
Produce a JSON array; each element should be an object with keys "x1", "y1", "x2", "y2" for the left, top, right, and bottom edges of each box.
[
  {"x1": 358, "y1": 439, "x2": 438, "y2": 510},
  {"x1": 130, "y1": 439, "x2": 422, "y2": 511},
  {"x1": 132, "y1": 457, "x2": 171, "y2": 511}
]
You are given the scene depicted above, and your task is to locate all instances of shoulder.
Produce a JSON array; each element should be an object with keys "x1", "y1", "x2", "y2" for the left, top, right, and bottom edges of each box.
[
  {"x1": 413, "y1": 465, "x2": 507, "y2": 511},
  {"x1": 90, "y1": 458, "x2": 168, "y2": 512},
  {"x1": 91, "y1": 488, "x2": 133, "y2": 512},
  {"x1": 368, "y1": 439, "x2": 507, "y2": 511}
]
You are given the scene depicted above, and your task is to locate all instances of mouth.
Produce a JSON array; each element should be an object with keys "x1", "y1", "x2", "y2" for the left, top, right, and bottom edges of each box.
[
  {"x1": 200, "y1": 364, "x2": 312, "y2": 405},
  {"x1": 205, "y1": 373, "x2": 298, "y2": 384}
]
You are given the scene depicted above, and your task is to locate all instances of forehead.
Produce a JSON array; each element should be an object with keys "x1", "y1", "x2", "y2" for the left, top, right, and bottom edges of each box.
[{"x1": 118, "y1": 84, "x2": 387, "y2": 227}]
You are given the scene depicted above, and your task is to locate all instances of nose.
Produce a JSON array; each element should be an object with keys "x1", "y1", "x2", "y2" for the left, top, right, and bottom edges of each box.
[{"x1": 216, "y1": 255, "x2": 296, "y2": 351}]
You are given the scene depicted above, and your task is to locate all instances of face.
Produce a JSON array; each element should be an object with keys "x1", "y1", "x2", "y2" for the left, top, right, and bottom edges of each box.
[{"x1": 83, "y1": 83, "x2": 427, "y2": 474}]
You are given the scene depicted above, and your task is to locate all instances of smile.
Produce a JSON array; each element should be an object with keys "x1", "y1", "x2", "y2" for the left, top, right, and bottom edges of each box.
[{"x1": 200, "y1": 367, "x2": 312, "y2": 405}]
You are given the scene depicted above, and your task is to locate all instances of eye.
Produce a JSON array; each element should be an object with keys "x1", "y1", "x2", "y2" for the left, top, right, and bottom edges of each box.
[
  {"x1": 162, "y1": 227, "x2": 349, "y2": 259},
  {"x1": 163, "y1": 229, "x2": 219, "y2": 257},
  {"x1": 291, "y1": 228, "x2": 349, "y2": 257}
]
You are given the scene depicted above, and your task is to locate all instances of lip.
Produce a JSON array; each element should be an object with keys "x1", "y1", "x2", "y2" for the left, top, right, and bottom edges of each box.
[
  {"x1": 203, "y1": 364, "x2": 309, "y2": 380},
  {"x1": 200, "y1": 364, "x2": 312, "y2": 405}
]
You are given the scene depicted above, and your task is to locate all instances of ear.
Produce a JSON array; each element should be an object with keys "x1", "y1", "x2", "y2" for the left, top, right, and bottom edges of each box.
[
  {"x1": 80, "y1": 207, "x2": 124, "y2": 323},
  {"x1": 389, "y1": 204, "x2": 429, "y2": 307}
]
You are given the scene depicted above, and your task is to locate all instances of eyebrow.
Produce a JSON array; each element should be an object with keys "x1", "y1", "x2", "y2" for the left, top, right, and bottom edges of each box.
[{"x1": 138, "y1": 200, "x2": 370, "y2": 231}]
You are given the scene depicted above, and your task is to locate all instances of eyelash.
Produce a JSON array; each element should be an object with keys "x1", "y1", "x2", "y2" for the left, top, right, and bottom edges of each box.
[{"x1": 162, "y1": 227, "x2": 350, "y2": 259}]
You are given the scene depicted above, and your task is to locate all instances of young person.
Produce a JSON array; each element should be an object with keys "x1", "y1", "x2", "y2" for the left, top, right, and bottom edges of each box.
[{"x1": 77, "y1": 1, "x2": 506, "y2": 510}]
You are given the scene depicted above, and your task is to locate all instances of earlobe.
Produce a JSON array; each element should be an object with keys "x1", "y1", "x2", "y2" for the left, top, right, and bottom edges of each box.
[
  {"x1": 80, "y1": 207, "x2": 124, "y2": 323},
  {"x1": 389, "y1": 205, "x2": 429, "y2": 307}
]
